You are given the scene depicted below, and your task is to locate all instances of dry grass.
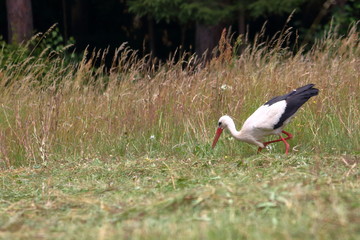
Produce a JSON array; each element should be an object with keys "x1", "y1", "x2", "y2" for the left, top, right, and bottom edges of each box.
[
  {"x1": 0, "y1": 26, "x2": 359, "y2": 168},
  {"x1": 0, "y1": 25, "x2": 359, "y2": 240}
]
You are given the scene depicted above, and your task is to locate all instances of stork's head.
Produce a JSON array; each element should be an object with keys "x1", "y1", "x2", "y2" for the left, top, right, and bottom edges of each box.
[{"x1": 212, "y1": 115, "x2": 232, "y2": 148}]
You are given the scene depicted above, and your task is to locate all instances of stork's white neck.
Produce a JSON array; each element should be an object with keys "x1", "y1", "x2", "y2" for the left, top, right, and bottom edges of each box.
[{"x1": 225, "y1": 117, "x2": 242, "y2": 139}]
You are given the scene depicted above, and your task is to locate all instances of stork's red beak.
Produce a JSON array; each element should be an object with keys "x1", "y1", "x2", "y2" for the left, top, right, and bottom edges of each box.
[{"x1": 212, "y1": 127, "x2": 223, "y2": 148}]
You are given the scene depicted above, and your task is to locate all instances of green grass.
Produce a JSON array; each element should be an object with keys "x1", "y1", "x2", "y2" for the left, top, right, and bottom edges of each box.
[
  {"x1": 0, "y1": 26, "x2": 359, "y2": 238},
  {"x1": 0, "y1": 26, "x2": 359, "y2": 169},
  {"x1": 0, "y1": 154, "x2": 359, "y2": 239}
]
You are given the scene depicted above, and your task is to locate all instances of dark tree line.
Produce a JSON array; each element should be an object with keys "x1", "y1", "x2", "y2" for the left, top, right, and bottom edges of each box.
[
  {"x1": 1, "y1": 0, "x2": 359, "y2": 58},
  {"x1": 6, "y1": 0, "x2": 33, "y2": 44}
]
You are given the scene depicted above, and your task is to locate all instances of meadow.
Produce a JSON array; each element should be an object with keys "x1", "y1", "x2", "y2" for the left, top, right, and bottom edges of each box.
[{"x1": 0, "y1": 26, "x2": 359, "y2": 239}]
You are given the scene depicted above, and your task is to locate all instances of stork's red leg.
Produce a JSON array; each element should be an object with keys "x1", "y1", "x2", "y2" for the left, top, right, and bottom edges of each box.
[
  {"x1": 258, "y1": 131, "x2": 293, "y2": 153},
  {"x1": 280, "y1": 134, "x2": 290, "y2": 154},
  {"x1": 264, "y1": 131, "x2": 293, "y2": 145},
  {"x1": 282, "y1": 131, "x2": 293, "y2": 139}
]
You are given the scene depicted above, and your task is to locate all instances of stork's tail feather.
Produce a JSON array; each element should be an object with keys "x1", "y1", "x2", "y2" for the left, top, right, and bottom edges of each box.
[
  {"x1": 293, "y1": 84, "x2": 319, "y2": 97},
  {"x1": 272, "y1": 84, "x2": 319, "y2": 129}
]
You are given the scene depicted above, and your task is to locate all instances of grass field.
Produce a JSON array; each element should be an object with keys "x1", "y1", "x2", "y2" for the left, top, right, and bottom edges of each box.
[
  {"x1": 0, "y1": 27, "x2": 359, "y2": 239},
  {"x1": 0, "y1": 155, "x2": 359, "y2": 239}
]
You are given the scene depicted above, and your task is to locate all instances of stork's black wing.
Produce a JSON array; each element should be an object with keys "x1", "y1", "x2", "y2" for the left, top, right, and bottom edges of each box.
[{"x1": 264, "y1": 84, "x2": 319, "y2": 129}]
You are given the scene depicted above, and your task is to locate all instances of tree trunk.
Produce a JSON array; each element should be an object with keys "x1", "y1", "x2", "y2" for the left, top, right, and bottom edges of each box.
[
  {"x1": 62, "y1": 0, "x2": 68, "y2": 41},
  {"x1": 6, "y1": 0, "x2": 33, "y2": 44},
  {"x1": 181, "y1": 26, "x2": 186, "y2": 49},
  {"x1": 238, "y1": 10, "x2": 246, "y2": 36},
  {"x1": 70, "y1": 0, "x2": 89, "y2": 38},
  {"x1": 335, "y1": 0, "x2": 347, "y2": 7},
  {"x1": 147, "y1": 16, "x2": 156, "y2": 57},
  {"x1": 195, "y1": 22, "x2": 223, "y2": 60},
  {"x1": 237, "y1": 9, "x2": 246, "y2": 54}
]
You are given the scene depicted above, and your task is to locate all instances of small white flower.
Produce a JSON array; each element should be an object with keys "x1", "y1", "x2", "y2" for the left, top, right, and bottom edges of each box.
[
  {"x1": 220, "y1": 84, "x2": 232, "y2": 91},
  {"x1": 150, "y1": 135, "x2": 156, "y2": 140},
  {"x1": 266, "y1": 144, "x2": 274, "y2": 150}
]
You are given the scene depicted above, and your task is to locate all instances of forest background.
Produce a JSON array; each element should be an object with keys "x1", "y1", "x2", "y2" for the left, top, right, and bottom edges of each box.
[{"x1": 1, "y1": 0, "x2": 359, "y2": 59}]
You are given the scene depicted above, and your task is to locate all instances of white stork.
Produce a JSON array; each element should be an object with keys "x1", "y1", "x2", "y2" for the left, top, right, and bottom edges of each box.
[{"x1": 212, "y1": 84, "x2": 319, "y2": 154}]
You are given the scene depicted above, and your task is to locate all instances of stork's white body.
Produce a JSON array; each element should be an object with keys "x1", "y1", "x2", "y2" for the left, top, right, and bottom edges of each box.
[
  {"x1": 225, "y1": 101, "x2": 291, "y2": 148},
  {"x1": 212, "y1": 84, "x2": 319, "y2": 154}
]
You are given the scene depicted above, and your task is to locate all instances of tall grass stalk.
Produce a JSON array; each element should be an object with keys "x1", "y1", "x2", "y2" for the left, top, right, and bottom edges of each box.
[{"x1": 0, "y1": 26, "x2": 359, "y2": 168}]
